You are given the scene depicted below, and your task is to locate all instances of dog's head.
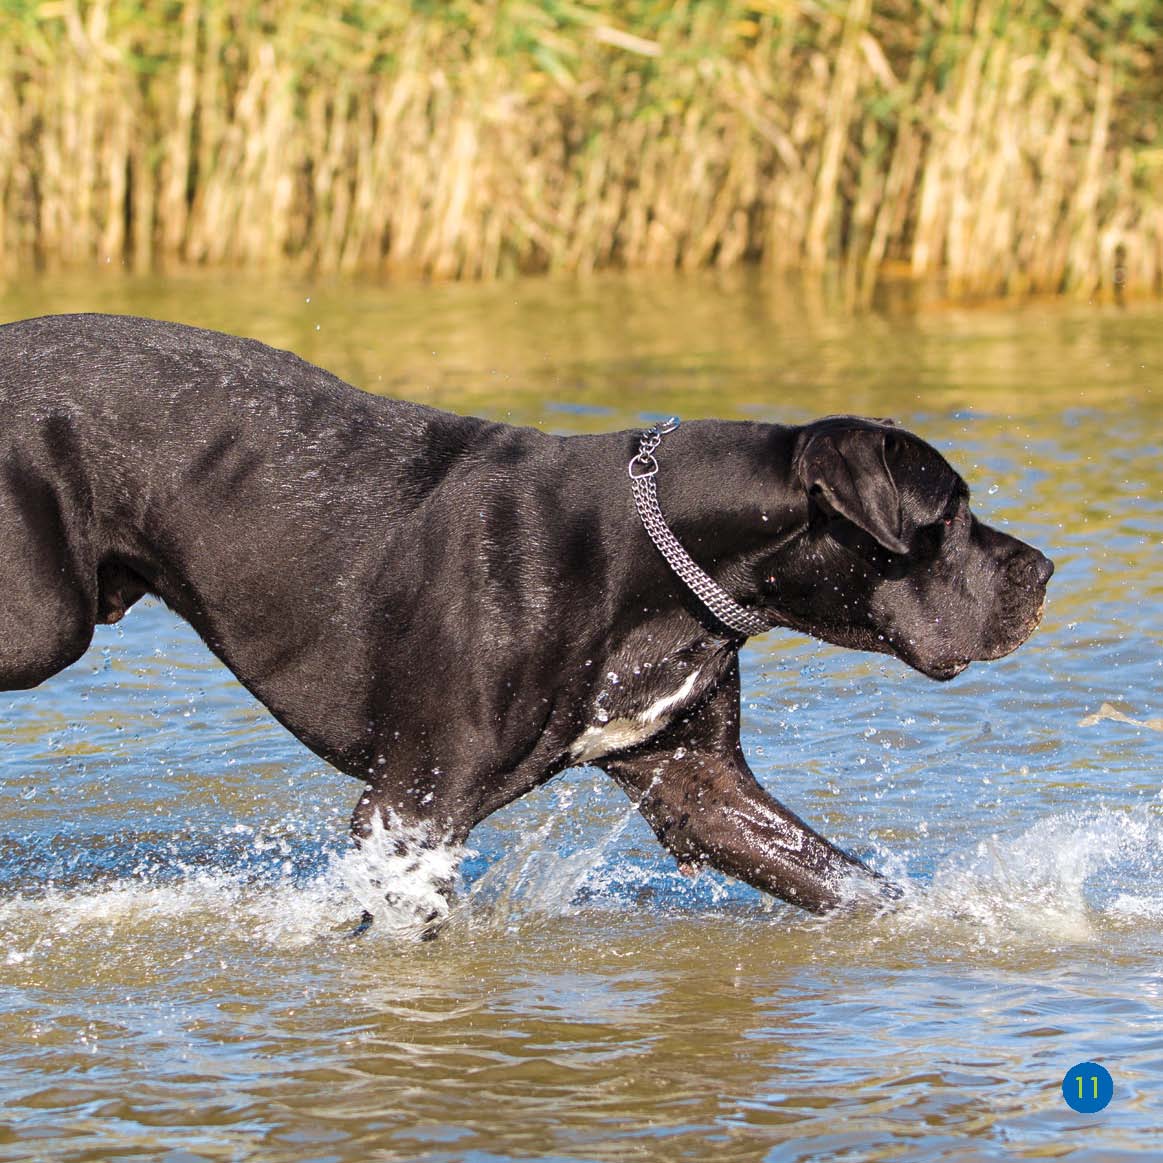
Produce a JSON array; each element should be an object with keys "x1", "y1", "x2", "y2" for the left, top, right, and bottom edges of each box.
[{"x1": 761, "y1": 417, "x2": 1053, "y2": 680}]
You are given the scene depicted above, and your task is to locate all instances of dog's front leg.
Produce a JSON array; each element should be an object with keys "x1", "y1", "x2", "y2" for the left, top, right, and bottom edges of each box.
[{"x1": 602, "y1": 661, "x2": 899, "y2": 914}]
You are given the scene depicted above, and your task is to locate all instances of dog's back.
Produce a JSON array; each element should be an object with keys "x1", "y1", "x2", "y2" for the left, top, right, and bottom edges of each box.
[{"x1": 0, "y1": 313, "x2": 562, "y2": 773}]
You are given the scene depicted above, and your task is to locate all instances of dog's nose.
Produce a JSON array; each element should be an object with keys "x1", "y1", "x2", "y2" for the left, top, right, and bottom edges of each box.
[
  {"x1": 1011, "y1": 547, "x2": 1054, "y2": 589},
  {"x1": 1035, "y1": 552, "x2": 1054, "y2": 586}
]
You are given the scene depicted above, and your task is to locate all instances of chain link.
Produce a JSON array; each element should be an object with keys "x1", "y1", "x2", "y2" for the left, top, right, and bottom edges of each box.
[{"x1": 628, "y1": 419, "x2": 773, "y2": 639}]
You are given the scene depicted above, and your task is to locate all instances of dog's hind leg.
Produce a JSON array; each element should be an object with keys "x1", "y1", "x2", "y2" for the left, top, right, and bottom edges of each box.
[
  {"x1": 0, "y1": 477, "x2": 96, "y2": 691},
  {"x1": 346, "y1": 786, "x2": 466, "y2": 939},
  {"x1": 602, "y1": 659, "x2": 900, "y2": 914}
]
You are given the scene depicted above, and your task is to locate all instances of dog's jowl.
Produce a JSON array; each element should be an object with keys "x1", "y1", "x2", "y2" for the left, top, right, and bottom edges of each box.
[{"x1": 0, "y1": 314, "x2": 1053, "y2": 929}]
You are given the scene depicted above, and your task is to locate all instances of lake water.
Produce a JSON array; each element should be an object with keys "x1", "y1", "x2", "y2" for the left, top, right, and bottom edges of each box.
[{"x1": 0, "y1": 270, "x2": 1160, "y2": 1161}]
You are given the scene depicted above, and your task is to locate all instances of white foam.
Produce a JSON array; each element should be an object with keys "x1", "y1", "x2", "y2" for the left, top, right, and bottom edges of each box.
[
  {"x1": 338, "y1": 812, "x2": 467, "y2": 940},
  {"x1": 3, "y1": 802, "x2": 1160, "y2": 957},
  {"x1": 0, "y1": 815, "x2": 470, "y2": 954},
  {"x1": 1109, "y1": 894, "x2": 1163, "y2": 920},
  {"x1": 863, "y1": 805, "x2": 1163, "y2": 945}
]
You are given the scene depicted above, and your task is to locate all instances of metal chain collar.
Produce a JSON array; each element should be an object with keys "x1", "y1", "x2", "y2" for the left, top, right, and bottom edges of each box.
[{"x1": 628, "y1": 418, "x2": 773, "y2": 639}]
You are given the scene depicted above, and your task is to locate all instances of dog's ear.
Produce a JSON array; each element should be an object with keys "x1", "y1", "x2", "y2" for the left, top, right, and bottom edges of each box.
[{"x1": 796, "y1": 425, "x2": 910, "y2": 554}]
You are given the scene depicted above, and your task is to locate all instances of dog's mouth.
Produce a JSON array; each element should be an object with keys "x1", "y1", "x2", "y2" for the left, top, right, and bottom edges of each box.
[
  {"x1": 921, "y1": 657, "x2": 971, "y2": 682},
  {"x1": 761, "y1": 579, "x2": 1047, "y2": 685},
  {"x1": 911, "y1": 596, "x2": 1048, "y2": 681},
  {"x1": 976, "y1": 597, "x2": 1049, "y2": 662}
]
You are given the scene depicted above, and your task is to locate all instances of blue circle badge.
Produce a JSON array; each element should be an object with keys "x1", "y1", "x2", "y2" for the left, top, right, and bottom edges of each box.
[{"x1": 1062, "y1": 1062, "x2": 1113, "y2": 1113}]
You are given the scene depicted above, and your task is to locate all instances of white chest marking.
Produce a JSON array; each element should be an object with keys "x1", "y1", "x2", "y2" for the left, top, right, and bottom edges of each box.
[
  {"x1": 639, "y1": 667, "x2": 702, "y2": 723},
  {"x1": 569, "y1": 668, "x2": 702, "y2": 764}
]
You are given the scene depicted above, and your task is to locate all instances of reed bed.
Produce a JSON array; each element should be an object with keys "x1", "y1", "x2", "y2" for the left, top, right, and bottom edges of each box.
[{"x1": 0, "y1": 0, "x2": 1160, "y2": 296}]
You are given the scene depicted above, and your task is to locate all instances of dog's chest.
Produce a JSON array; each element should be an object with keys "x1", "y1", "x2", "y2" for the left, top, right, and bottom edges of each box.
[{"x1": 567, "y1": 663, "x2": 707, "y2": 764}]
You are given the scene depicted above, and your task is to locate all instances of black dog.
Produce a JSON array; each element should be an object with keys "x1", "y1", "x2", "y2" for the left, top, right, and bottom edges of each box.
[{"x1": 0, "y1": 314, "x2": 1052, "y2": 925}]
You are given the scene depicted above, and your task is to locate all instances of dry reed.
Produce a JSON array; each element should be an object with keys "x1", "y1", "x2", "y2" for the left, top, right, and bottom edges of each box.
[{"x1": 0, "y1": 0, "x2": 1159, "y2": 297}]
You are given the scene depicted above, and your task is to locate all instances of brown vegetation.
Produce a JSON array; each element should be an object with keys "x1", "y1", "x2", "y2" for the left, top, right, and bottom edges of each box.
[{"x1": 0, "y1": 0, "x2": 1160, "y2": 297}]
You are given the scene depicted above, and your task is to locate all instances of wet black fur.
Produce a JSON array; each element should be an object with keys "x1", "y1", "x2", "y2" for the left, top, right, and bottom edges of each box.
[{"x1": 0, "y1": 315, "x2": 1053, "y2": 917}]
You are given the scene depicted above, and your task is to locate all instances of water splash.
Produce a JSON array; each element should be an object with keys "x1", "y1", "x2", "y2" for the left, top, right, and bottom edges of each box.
[
  {"x1": 3, "y1": 799, "x2": 1161, "y2": 960},
  {"x1": 0, "y1": 813, "x2": 469, "y2": 955},
  {"x1": 462, "y1": 785, "x2": 645, "y2": 926},
  {"x1": 870, "y1": 804, "x2": 1163, "y2": 945},
  {"x1": 338, "y1": 812, "x2": 467, "y2": 941}
]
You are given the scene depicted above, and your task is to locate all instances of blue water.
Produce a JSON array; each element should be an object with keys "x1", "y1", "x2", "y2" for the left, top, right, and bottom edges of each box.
[{"x1": 1, "y1": 275, "x2": 1161, "y2": 1161}]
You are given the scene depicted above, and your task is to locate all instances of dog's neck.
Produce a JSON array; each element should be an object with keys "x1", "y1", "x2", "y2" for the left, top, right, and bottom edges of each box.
[
  {"x1": 630, "y1": 420, "x2": 774, "y2": 638},
  {"x1": 624, "y1": 420, "x2": 807, "y2": 637}
]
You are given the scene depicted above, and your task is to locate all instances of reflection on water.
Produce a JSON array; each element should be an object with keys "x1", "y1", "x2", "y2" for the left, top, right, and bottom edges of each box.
[{"x1": 1, "y1": 270, "x2": 1161, "y2": 1161}]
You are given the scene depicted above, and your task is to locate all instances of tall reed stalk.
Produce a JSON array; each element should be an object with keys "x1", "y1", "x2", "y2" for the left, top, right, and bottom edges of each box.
[{"x1": 0, "y1": 0, "x2": 1159, "y2": 296}]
